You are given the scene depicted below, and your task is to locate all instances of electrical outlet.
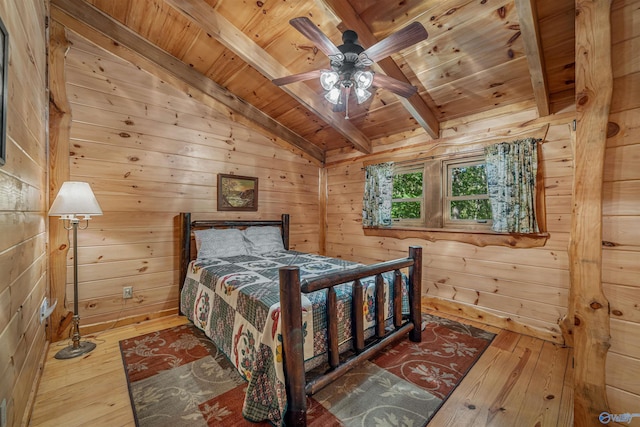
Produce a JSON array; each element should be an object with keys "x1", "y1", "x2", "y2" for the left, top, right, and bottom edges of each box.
[{"x1": 123, "y1": 286, "x2": 133, "y2": 299}]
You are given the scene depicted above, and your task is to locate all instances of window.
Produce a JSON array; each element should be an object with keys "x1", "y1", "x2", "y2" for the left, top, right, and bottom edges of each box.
[
  {"x1": 368, "y1": 138, "x2": 545, "y2": 246},
  {"x1": 391, "y1": 155, "x2": 492, "y2": 230},
  {"x1": 443, "y1": 157, "x2": 492, "y2": 228},
  {"x1": 391, "y1": 164, "x2": 423, "y2": 225}
]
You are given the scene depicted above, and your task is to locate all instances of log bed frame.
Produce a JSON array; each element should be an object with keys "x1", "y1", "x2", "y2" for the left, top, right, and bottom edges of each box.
[{"x1": 178, "y1": 212, "x2": 422, "y2": 426}]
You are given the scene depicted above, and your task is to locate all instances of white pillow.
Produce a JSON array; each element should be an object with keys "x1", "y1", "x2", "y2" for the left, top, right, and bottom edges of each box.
[
  {"x1": 243, "y1": 226, "x2": 285, "y2": 254},
  {"x1": 194, "y1": 228, "x2": 248, "y2": 259}
]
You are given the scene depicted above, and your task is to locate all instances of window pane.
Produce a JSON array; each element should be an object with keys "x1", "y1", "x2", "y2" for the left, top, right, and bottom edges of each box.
[
  {"x1": 393, "y1": 172, "x2": 423, "y2": 198},
  {"x1": 450, "y1": 199, "x2": 492, "y2": 220},
  {"x1": 392, "y1": 202, "x2": 421, "y2": 219},
  {"x1": 451, "y1": 164, "x2": 487, "y2": 196}
]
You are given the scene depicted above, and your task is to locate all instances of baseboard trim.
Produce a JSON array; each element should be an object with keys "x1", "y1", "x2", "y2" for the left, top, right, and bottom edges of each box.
[
  {"x1": 421, "y1": 296, "x2": 565, "y2": 345},
  {"x1": 79, "y1": 308, "x2": 180, "y2": 337}
]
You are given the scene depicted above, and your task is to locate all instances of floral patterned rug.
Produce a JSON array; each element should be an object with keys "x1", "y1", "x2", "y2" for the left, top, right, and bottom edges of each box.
[{"x1": 119, "y1": 313, "x2": 495, "y2": 426}]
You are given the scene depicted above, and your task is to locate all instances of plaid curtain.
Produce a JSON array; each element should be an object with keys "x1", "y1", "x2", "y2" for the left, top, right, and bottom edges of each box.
[
  {"x1": 484, "y1": 138, "x2": 540, "y2": 233},
  {"x1": 362, "y1": 162, "x2": 394, "y2": 227}
]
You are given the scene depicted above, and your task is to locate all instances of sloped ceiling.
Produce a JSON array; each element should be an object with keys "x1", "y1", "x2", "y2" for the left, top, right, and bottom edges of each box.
[{"x1": 51, "y1": 0, "x2": 575, "y2": 162}]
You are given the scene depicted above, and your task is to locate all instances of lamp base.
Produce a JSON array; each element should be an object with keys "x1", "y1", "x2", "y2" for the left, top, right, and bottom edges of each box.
[{"x1": 54, "y1": 341, "x2": 96, "y2": 360}]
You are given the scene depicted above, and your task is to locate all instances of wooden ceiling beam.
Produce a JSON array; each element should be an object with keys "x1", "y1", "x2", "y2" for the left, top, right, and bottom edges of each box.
[
  {"x1": 50, "y1": 0, "x2": 326, "y2": 163},
  {"x1": 163, "y1": 0, "x2": 372, "y2": 155},
  {"x1": 514, "y1": 0, "x2": 550, "y2": 117},
  {"x1": 321, "y1": 0, "x2": 440, "y2": 140}
]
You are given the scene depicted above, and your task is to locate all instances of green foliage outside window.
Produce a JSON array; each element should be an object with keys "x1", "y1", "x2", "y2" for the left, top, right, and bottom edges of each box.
[
  {"x1": 390, "y1": 160, "x2": 493, "y2": 226},
  {"x1": 451, "y1": 164, "x2": 487, "y2": 196},
  {"x1": 391, "y1": 172, "x2": 422, "y2": 219},
  {"x1": 450, "y1": 199, "x2": 492, "y2": 220},
  {"x1": 449, "y1": 163, "x2": 492, "y2": 221}
]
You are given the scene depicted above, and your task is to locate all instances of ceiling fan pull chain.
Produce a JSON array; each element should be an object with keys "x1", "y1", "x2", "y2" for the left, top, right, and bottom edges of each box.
[{"x1": 345, "y1": 86, "x2": 351, "y2": 119}]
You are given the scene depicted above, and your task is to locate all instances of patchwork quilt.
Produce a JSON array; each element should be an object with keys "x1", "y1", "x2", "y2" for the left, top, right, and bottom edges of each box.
[{"x1": 180, "y1": 250, "x2": 408, "y2": 425}]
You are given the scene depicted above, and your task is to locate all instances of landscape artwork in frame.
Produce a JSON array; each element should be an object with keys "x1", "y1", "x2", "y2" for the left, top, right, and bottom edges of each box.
[
  {"x1": 217, "y1": 174, "x2": 259, "y2": 211},
  {"x1": 0, "y1": 16, "x2": 8, "y2": 166}
]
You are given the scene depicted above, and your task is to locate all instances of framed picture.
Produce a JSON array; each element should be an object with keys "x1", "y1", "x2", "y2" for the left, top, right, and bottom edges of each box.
[
  {"x1": 217, "y1": 174, "x2": 259, "y2": 211},
  {"x1": 0, "y1": 17, "x2": 8, "y2": 166}
]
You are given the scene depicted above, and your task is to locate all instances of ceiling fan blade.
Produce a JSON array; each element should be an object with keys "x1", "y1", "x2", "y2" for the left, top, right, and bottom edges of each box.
[
  {"x1": 272, "y1": 69, "x2": 323, "y2": 86},
  {"x1": 373, "y1": 74, "x2": 418, "y2": 98},
  {"x1": 289, "y1": 17, "x2": 342, "y2": 58},
  {"x1": 362, "y1": 22, "x2": 428, "y2": 63}
]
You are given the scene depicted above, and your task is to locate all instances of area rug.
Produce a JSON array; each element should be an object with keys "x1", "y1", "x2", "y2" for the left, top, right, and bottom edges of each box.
[{"x1": 120, "y1": 313, "x2": 495, "y2": 426}]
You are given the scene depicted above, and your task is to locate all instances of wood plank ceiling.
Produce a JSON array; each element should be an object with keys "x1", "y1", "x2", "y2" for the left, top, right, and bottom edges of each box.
[{"x1": 53, "y1": 0, "x2": 575, "y2": 162}]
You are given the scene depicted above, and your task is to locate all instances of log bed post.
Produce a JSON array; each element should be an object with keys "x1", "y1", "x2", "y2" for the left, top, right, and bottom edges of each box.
[
  {"x1": 279, "y1": 266, "x2": 307, "y2": 427},
  {"x1": 281, "y1": 213, "x2": 290, "y2": 250},
  {"x1": 408, "y1": 246, "x2": 423, "y2": 342},
  {"x1": 179, "y1": 212, "x2": 191, "y2": 297}
]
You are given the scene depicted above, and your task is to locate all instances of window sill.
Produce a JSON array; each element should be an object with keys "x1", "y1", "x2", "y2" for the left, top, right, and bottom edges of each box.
[{"x1": 363, "y1": 226, "x2": 549, "y2": 248}]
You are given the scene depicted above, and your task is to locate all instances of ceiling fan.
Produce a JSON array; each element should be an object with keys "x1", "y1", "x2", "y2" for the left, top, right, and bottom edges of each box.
[{"x1": 272, "y1": 17, "x2": 428, "y2": 119}]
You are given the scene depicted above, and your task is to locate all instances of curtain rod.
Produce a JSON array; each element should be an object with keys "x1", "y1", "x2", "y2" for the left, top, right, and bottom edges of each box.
[
  {"x1": 361, "y1": 147, "x2": 486, "y2": 170},
  {"x1": 362, "y1": 135, "x2": 544, "y2": 170},
  {"x1": 394, "y1": 147, "x2": 486, "y2": 166}
]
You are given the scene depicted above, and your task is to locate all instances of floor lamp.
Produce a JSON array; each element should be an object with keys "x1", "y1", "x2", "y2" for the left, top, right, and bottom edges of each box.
[{"x1": 49, "y1": 181, "x2": 103, "y2": 359}]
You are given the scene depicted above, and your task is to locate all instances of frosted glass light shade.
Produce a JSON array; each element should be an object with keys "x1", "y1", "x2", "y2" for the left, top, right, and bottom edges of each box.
[
  {"x1": 319, "y1": 71, "x2": 339, "y2": 90},
  {"x1": 49, "y1": 182, "x2": 103, "y2": 220},
  {"x1": 355, "y1": 87, "x2": 372, "y2": 104},
  {"x1": 354, "y1": 70, "x2": 374, "y2": 89},
  {"x1": 325, "y1": 87, "x2": 342, "y2": 105}
]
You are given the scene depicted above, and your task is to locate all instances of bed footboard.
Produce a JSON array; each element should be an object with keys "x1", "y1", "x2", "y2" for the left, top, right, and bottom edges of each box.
[{"x1": 279, "y1": 246, "x2": 422, "y2": 427}]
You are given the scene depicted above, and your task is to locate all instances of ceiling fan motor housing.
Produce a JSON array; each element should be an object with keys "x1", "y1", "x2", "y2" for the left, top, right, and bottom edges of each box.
[{"x1": 331, "y1": 31, "x2": 369, "y2": 87}]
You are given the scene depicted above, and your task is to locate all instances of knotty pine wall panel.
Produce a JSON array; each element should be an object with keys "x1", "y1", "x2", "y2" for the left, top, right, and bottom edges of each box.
[
  {"x1": 325, "y1": 117, "x2": 573, "y2": 342},
  {"x1": 0, "y1": 1, "x2": 48, "y2": 426},
  {"x1": 62, "y1": 32, "x2": 321, "y2": 327},
  {"x1": 602, "y1": 0, "x2": 640, "y2": 415}
]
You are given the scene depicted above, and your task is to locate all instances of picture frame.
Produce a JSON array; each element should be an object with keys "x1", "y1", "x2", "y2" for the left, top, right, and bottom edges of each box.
[
  {"x1": 217, "y1": 174, "x2": 259, "y2": 211},
  {"x1": 0, "y1": 17, "x2": 8, "y2": 166}
]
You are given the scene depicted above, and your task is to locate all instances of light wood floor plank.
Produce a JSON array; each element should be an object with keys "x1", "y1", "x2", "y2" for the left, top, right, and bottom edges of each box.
[
  {"x1": 513, "y1": 340, "x2": 571, "y2": 426},
  {"x1": 30, "y1": 316, "x2": 188, "y2": 427},
  {"x1": 30, "y1": 312, "x2": 572, "y2": 427},
  {"x1": 484, "y1": 335, "x2": 545, "y2": 426}
]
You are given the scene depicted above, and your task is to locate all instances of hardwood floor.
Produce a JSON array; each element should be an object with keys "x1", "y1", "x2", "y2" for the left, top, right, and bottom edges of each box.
[{"x1": 29, "y1": 311, "x2": 573, "y2": 426}]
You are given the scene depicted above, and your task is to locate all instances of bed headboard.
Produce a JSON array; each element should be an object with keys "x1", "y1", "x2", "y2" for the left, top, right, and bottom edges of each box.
[{"x1": 178, "y1": 212, "x2": 290, "y2": 294}]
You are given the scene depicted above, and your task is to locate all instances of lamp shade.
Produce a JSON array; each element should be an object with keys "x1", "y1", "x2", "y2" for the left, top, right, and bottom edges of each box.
[
  {"x1": 354, "y1": 70, "x2": 373, "y2": 90},
  {"x1": 355, "y1": 87, "x2": 372, "y2": 104},
  {"x1": 325, "y1": 87, "x2": 342, "y2": 105},
  {"x1": 49, "y1": 182, "x2": 103, "y2": 219},
  {"x1": 319, "y1": 71, "x2": 339, "y2": 90}
]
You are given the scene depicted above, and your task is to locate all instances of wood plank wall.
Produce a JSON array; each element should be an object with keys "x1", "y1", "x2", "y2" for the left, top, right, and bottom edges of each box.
[
  {"x1": 602, "y1": 0, "x2": 640, "y2": 416},
  {"x1": 325, "y1": 111, "x2": 574, "y2": 343},
  {"x1": 0, "y1": 1, "x2": 48, "y2": 426},
  {"x1": 60, "y1": 31, "x2": 321, "y2": 328},
  {"x1": 325, "y1": 0, "x2": 640, "y2": 416}
]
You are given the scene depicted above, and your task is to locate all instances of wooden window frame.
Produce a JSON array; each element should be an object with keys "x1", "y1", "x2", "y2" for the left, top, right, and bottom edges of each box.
[
  {"x1": 391, "y1": 163, "x2": 425, "y2": 227},
  {"x1": 442, "y1": 156, "x2": 492, "y2": 230},
  {"x1": 379, "y1": 153, "x2": 548, "y2": 248}
]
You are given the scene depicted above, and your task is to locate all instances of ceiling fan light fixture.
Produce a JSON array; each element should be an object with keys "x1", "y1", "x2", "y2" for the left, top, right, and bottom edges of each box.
[
  {"x1": 279, "y1": 18, "x2": 428, "y2": 115},
  {"x1": 325, "y1": 87, "x2": 342, "y2": 104},
  {"x1": 355, "y1": 87, "x2": 372, "y2": 104},
  {"x1": 320, "y1": 71, "x2": 339, "y2": 90},
  {"x1": 354, "y1": 70, "x2": 374, "y2": 90}
]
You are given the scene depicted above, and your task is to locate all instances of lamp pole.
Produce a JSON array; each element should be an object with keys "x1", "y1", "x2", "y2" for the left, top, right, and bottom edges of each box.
[
  {"x1": 48, "y1": 181, "x2": 102, "y2": 359},
  {"x1": 54, "y1": 217, "x2": 96, "y2": 359}
]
